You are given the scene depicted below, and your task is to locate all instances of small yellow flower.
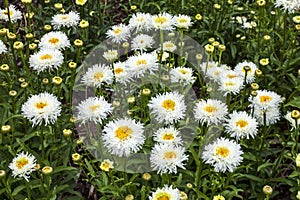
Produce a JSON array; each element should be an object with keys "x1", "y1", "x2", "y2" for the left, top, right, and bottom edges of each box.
[
  {"x1": 259, "y1": 58, "x2": 269, "y2": 66},
  {"x1": 122, "y1": 42, "x2": 129, "y2": 48},
  {"x1": 263, "y1": 35, "x2": 271, "y2": 41},
  {"x1": 100, "y1": 159, "x2": 114, "y2": 172},
  {"x1": 142, "y1": 173, "x2": 151, "y2": 181},
  {"x1": 29, "y1": 43, "x2": 37, "y2": 50},
  {"x1": 257, "y1": 0, "x2": 266, "y2": 6},
  {"x1": 195, "y1": 14, "x2": 202, "y2": 20},
  {"x1": 214, "y1": 4, "x2": 221, "y2": 9},
  {"x1": 142, "y1": 88, "x2": 151, "y2": 96},
  {"x1": 79, "y1": 20, "x2": 89, "y2": 28},
  {"x1": 293, "y1": 16, "x2": 300, "y2": 23},
  {"x1": 297, "y1": 191, "x2": 300, "y2": 200},
  {"x1": 13, "y1": 41, "x2": 24, "y2": 50},
  {"x1": 1, "y1": 125, "x2": 11, "y2": 133},
  {"x1": 89, "y1": 11, "x2": 95, "y2": 16},
  {"x1": 42, "y1": 166, "x2": 53, "y2": 175},
  {"x1": 21, "y1": 0, "x2": 32, "y2": 4},
  {"x1": 68, "y1": 61, "x2": 77, "y2": 69},
  {"x1": 263, "y1": 185, "x2": 273, "y2": 195},
  {"x1": 251, "y1": 90, "x2": 257, "y2": 96},
  {"x1": 255, "y1": 69, "x2": 262, "y2": 76},
  {"x1": 212, "y1": 41, "x2": 220, "y2": 47},
  {"x1": 44, "y1": 0, "x2": 50, "y2": 3},
  {"x1": 196, "y1": 53, "x2": 203, "y2": 60},
  {"x1": 130, "y1": 5, "x2": 137, "y2": 10},
  {"x1": 251, "y1": 83, "x2": 259, "y2": 90},
  {"x1": 21, "y1": 82, "x2": 28, "y2": 88},
  {"x1": 186, "y1": 183, "x2": 193, "y2": 189},
  {"x1": 54, "y1": 3, "x2": 63, "y2": 10},
  {"x1": 112, "y1": 100, "x2": 120, "y2": 107},
  {"x1": 70, "y1": 116, "x2": 76, "y2": 123},
  {"x1": 76, "y1": 0, "x2": 87, "y2": 6},
  {"x1": 127, "y1": 97, "x2": 135, "y2": 103},
  {"x1": 205, "y1": 44, "x2": 214, "y2": 54},
  {"x1": 9, "y1": 90, "x2": 17, "y2": 96},
  {"x1": 180, "y1": 191, "x2": 188, "y2": 200},
  {"x1": 7, "y1": 32, "x2": 16, "y2": 40},
  {"x1": 295, "y1": 24, "x2": 300, "y2": 30},
  {"x1": 218, "y1": 44, "x2": 226, "y2": 51},
  {"x1": 25, "y1": 33, "x2": 34, "y2": 39},
  {"x1": 227, "y1": 0, "x2": 233, "y2": 4},
  {"x1": 52, "y1": 76, "x2": 63, "y2": 85},
  {"x1": 208, "y1": 37, "x2": 215, "y2": 43},
  {"x1": 44, "y1": 25, "x2": 52, "y2": 31},
  {"x1": 60, "y1": 8, "x2": 65, "y2": 13},
  {"x1": 125, "y1": 194, "x2": 134, "y2": 200},
  {"x1": 34, "y1": 164, "x2": 41, "y2": 170},
  {"x1": 25, "y1": 12, "x2": 34, "y2": 19},
  {"x1": 0, "y1": 64, "x2": 9, "y2": 71},
  {"x1": 76, "y1": 137, "x2": 84, "y2": 145},
  {"x1": 291, "y1": 110, "x2": 300, "y2": 120},
  {"x1": 63, "y1": 129, "x2": 72, "y2": 137},
  {"x1": 213, "y1": 194, "x2": 225, "y2": 200},
  {"x1": 42, "y1": 78, "x2": 49, "y2": 84},
  {"x1": 296, "y1": 154, "x2": 300, "y2": 167},
  {"x1": 74, "y1": 39, "x2": 83, "y2": 47},
  {"x1": 0, "y1": 28, "x2": 7, "y2": 35},
  {"x1": 240, "y1": 36, "x2": 246, "y2": 40},
  {"x1": 72, "y1": 153, "x2": 81, "y2": 162}
]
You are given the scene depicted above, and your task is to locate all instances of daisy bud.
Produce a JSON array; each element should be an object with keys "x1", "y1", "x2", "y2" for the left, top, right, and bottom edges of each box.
[
  {"x1": 180, "y1": 191, "x2": 188, "y2": 200},
  {"x1": 42, "y1": 166, "x2": 53, "y2": 175},
  {"x1": 25, "y1": 33, "x2": 34, "y2": 39},
  {"x1": 68, "y1": 61, "x2": 77, "y2": 69},
  {"x1": 79, "y1": 20, "x2": 89, "y2": 28},
  {"x1": 208, "y1": 37, "x2": 215, "y2": 43},
  {"x1": 281, "y1": 97, "x2": 286, "y2": 102},
  {"x1": 195, "y1": 14, "x2": 202, "y2": 20},
  {"x1": 127, "y1": 110, "x2": 133, "y2": 115},
  {"x1": 0, "y1": 64, "x2": 9, "y2": 71},
  {"x1": 240, "y1": 36, "x2": 246, "y2": 40},
  {"x1": 52, "y1": 76, "x2": 62, "y2": 85},
  {"x1": 29, "y1": 43, "x2": 37, "y2": 50},
  {"x1": 13, "y1": 41, "x2": 24, "y2": 50},
  {"x1": 122, "y1": 41, "x2": 129, "y2": 48},
  {"x1": 76, "y1": 137, "x2": 84, "y2": 145},
  {"x1": 259, "y1": 58, "x2": 269, "y2": 66},
  {"x1": 34, "y1": 164, "x2": 41, "y2": 170},
  {"x1": 291, "y1": 110, "x2": 300, "y2": 120},
  {"x1": 228, "y1": 0, "x2": 233, "y2": 4},
  {"x1": 74, "y1": 39, "x2": 83, "y2": 47},
  {"x1": 21, "y1": 82, "x2": 28, "y2": 88},
  {"x1": 295, "y1": 25, "x2": 300, "y2": 30},
  {"x1": 213, "y1": 194, "x2": 225, "y2": 200},
  {"x1": 125, "y1": 194, "x2": 134, "y2": 200},
  {"x1": 19, "y1": 77, "x2": 26, "y2": 83},
  {"x1": 218, "y1": 44, "x2": 226, "y2": 51},
  {"x1": 297, "y1": 191, "x2": 300, "y2": 200},
  {"x1": 212, "y1": 41, "x2": 220, "y2": 47},
  {"x1": 214, "y1": 4, "x2": 221, "y2": 9},
  {"x1": 21, "y1": 0, "x2": 32, "y2": 4},
  {"x1": 63, "y1": 129, "x2": 72, "y2": 137},
  {"x1": 72, "y1": 153, "x2": 81, "y2": 162},
  {"x1": 263, "y1": 185, "x2": 273, "y2": 195},
  {"x1": 9, "y1": 90, "x2": 17, "y2": 96},
  {"x1": 168, "y1": 32, "x2": 175, "y2": 37},
  {"x1": 162, "y1": 75, "x2": 170, "y2": 81},
  {"x1": 89, "y1": 11, "x2": 95, "y2": 16},
  {"x1": 255, "y1": 69, "x2": 262, "y2": 76},
  {"x1": 251, "y1": 90, "x2": 257, "y2": 96},
  {"x1": 112, "y1": 100, "x2": 120, "y2": 107},
  {"x1": 142, "y1": 88, "x2": 151, "y2": 96},
  {"x1": 270, "y1": 11, "x2": 276, "y2": 15},
  {"x1": 26, "y1": 12, "x2": 34, "y2": 19},
  {"x1": 54, "y1": 3, "x2": 63, "y2": 10},
  {"x1": 76, "y1": 0, "x2": 87, "y2": 6},
  {"x1": 142, "y1": 173, "x2": 151, "y2": 181},
  {"x1": 44, "y1": 0, "x2": 50, "y2": 3},
  {"x1": 42, "y1": 78, "x2": 49, "y2": 84},
  {"x1": 0, "y1": 28, "x2": 7, "y2": 36},
  {"x1": 257, "y1": 0, "x2": 266, "y2": 6},
  {"x1": 186, "y1": 183, "x2": 193, "y2": 189},
  {"x1": 293, "y1": 16, "x2": 300, "y2": 23},
  {"x1": 7, "y1": 32, "x2": 16, "y2": 40},
  {"x1": 196, "y1": 53, "x2": 203, "y2": 60},
  {"x1": 207, "y1": 87, "x2": 212, "y2": 92},
  {"x1": 70, "y1": 116, "x2": 76, "y2": 123},
  {"x1": 298, "y1": 69, "x2": 300, "y2": 76},
  {"x1": 0, "y1": 170, "x2": 6, "y2": 178},
  {"x1": 237, "y1": 7, "x2": 243, "y2": 11},
  {"x1": 264, "y1": 35, "x2": 271, "y2": 41},
  {"x1": 44, "y1": 25, "x2": 52, "y2": 31},
  {"x1": 205, "y1": 44, "x2": 214, "y2": 54},
  {"x1": 236, "y1": 34, "x2": 241, "y2": 38},
  {"x1": 251, "y1": 83, "x2": 259, "y2": 90},
  {"x1": 130, "y1": 5, "x2": 137, "y2": 10},
  {"x1": 1, "y1": 125, "x2": 11, "y2": 133},
  {"x1": 296, "y1": 154, "x2": 300, "y2": 167}
]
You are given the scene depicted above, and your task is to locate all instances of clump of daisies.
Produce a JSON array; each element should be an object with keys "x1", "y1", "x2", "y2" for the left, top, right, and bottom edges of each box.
[
  {"x1": 21, "y1": 92, "x2": 61, "y2": 126},
  {"x1": 0, "y1": 5, "x2": 22, "y2": 22},
  {"x1": 9, "y1": 151, "x2": 37, "y2": 181},
  {"x1": 274, "y1": 0, "x2": 300, "y2": 13}
]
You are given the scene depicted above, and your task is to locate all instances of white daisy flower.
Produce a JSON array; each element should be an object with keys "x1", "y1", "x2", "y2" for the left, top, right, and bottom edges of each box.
[
  {"x1": 202, "y1": 137, "x2": 243, "y2": 173},
  {"x1": 103, "y1": 50, "x2": 118, "y2": 63},
  {"x1": 220, "y1": 69, "x2": 241, "y2": 80},
  {"x1": 235, "y1": 16, "x2": 247, "y2": 24},
  {"x1": 0, "y1": 39, "x2": 7, "y2": 54},
  {"x1": 224, "y1": 111, "x2": 258, "y2": 140},
  {"x1": 156, "y1": 50, "x2": 170, "y2": 62},
  {"x1": 29, "y1": 49, "x2": 64, "y2": 73},
  {"x1": 39, "y1": 31, "x2": 70, "y2": 50},
  {"x1": 249, "y1": 90, "x2": 282, "y2": 110},
  {"x1": 51, "y1": 11, "x2": 80, "y2": 29},
  {"x1": 0, "y1": 5, "x2": 22, "y2": 22},
  {"x1": 81, "y1": 64, "x2": 114, "y2": 88},
  {"x1": 131, "y1": 34, "x2": 154, "y2": 51},
  {"x1": 150, "y1": 143, "x2": 188, "y2": 174},
  {"x1": 285, "y1": 111, "x2": 300, "y2": 130},
  {"x1": 174, "y1": 14, "x2": 193, "y2": 29},
  {"x1": 218, "y1": 77, "x2": 244, "y2": 96},
  {"x1": 153, "y1": 126, "x2": 182, "y2": 146},
  {"x1": 194, "y1": 99, "x2": 228, "y2": 125},
  {"x1": 126, "y1": 52, "x2": 158, "y2": 77},
  {"x1": 76, "y1": 96, "x2": 113, "y2": 124},
  {"x1": 151, "y1": 12, "x2": 175, "y2": 30},
  {"x1": 148, "y1": 91, "x2": 186, "y2": 124},
  {"x1": 9, "y1": 151, "x2": 36, "y2": 182},
  {"x1": 162, "y1": 41, "x2": 177, "y2": 52},
  {"x1": 200, "y1": 61, "x2": 219, "y2": 74},
  {"x1": 234, "y1": 61, "x2": 258, "y2": 84},
  {"x1": 170, "y1": 66, "x2": 196, "y2": 85},
  {"x1": 242, "y1": 21, "x2": 253, "y2": 29},
  {"x1": 253, "y1": 106, "x2": 281, "y2": 126},
  {"x1": 102, "y1": 118, "x2": 145, "y2": 157},
  {"x1": 275, "y1": 0, "x2": 300, "y2": 13},
  {"x1": 128, "y1": 12, "x2": 152, "y2": 32},
  {"x1": 113, "y1": 61, "x2": 132, "y2": 85},
  {"x1": 149, "y1": 185, "x2": 181, "y2": 200},
  {"x1": 206, "y1": 64, "x2": 229, "y2": 82},
  {"x1": 21, "y1": 92, "x2": 61, "y2": 126},
  {"x1": 106, "y1": 23, "x2": 130, "y2": 44}
]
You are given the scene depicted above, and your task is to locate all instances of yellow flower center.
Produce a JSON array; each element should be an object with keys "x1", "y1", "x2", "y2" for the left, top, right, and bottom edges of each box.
[
  {"x1": 114, "y1": 28, "x2": 122, "y2": 34},
  {"x1": 136, "y1": 59, "x2": 147, "y2": 66},
  {"x1": 178, "y1": 18, "x2": 188, "y2": 23},
  {"x1": 61, "y1": 15, "x2": 68, "y2": 20},
  {"x1": 155, "y1": 17, "x2": 167, "y2": 25},
  {"x1": 16, "y1": 157, "x2": 29, "y2": 169},
  {"x1": 216, "y1": 147, "x2": 229, "y2": 158},
  {"x1": 163, "y1": 151, "x2": 177, "y2": 160},
  {"x1": 162, "y1": 99, "x2": 176, "y2": 111},
  {"x1": 40, "y1": 54, "x2": 52, "y2": 60},
  {"x1": 162, "y1": 133, "x2": 174, "y2": 140},
  {"x1": 89, "y1": 104, "x2": 100, "y2": 112},
  {"x1": 94, "y1": 72, "x2": 104, "y2": 82},
  {"x1": 227, "y1": 74, "x2": 238, "y2": 79},
  {"x1": 204, "y1": 105, "x2": 217, "y2": 113},
  {"x1": 225, "y1": 82, "x2": 236, "y2": 86},
  {"x1": 115, "y1": 126, "x2": 133, "y2": 141},
  {"x1": 137, "y1": 17, "x2": 144, "y2": 22},
  {"x1": 155, "y1": 192, "x2": 171, "y2": 200},
  {"x1": 236, "y1": 119, "x2": 248, "y2": 128},
  {"x1": 3, "y1": 10, "x2": 13, "y2": 16},
  {"x1": 114, "y1": 68, "x2": 124, "y2": 74},
  {"x1": 49, "y1": 38, "x2": 59, "y2": 44},
  {"x1": 165, "y1": 43, "x2": 175, "y2": 48},
  {"x1": 179, "y1": 69, "x2": 188, "y2": 74},
  {"x1": 260, "y1": 95, "x2": 272, "y2": 103},
  {"x1": 35, "y1": 102, "x2": 48, "y2": 109}
]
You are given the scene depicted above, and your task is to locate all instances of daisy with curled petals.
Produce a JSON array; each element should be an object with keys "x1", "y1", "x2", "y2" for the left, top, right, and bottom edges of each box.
[
  {"x1": 113, "y1": 61, "x2": 132, "y2": 85},
  {"x1": 51, "y1": 11, "x2": 80, "y2": 29},
  {"x1": 162, "y1": 41, "x2": 177, "y2": 52},
  {"x1": 148, "y1": 92, "x2": 186, "y2": 124},
  {"x1": 206, "y1": 64, "x2": 229, "y2": 82},
  {"x1": 194, "y1": 99, "x2": 228, "y2": 125},
  {"x1": 224, "y1": 111, "x2": 258, "y2": 140},
  {"x1": 221, "y1": 69, "x2": 241, "y2": 80},
  {"x1": 0, "y1": 5, "x2": 22, "y2": 22},
  {"x1": 149, "y1": 185, "x2": 181, "y2": 200},
  {"x1": 39, "y1": 31, "x2": 70, "y2": 50},
  {"x1": 106, "y1": 23, "x2": 130, "y2": 44},
  {"x1": 102, "y1": 118, "x2": 145, "y2": 157},
  {"x1": 253, "y1": 107, "x2": 281, "y2": 126},
  {"x1": 200, "y1": 61, "x2": 219, "y2": 74},
  {"x1": 170, "y1": 66, "x2": 196, "y2": 85},
  {"x1": 234, "y1": 61, "x2": 258, "y2": 84},
  {"x1": 151, "y1": 12, "x2": 175, "y2": 31},
  {"x1": 76, "y1": 96, "x2": 113, "y2": 124},
  {"x1": 218, "y1": 77, "x2": 244, "y2": 96},
  {"x1": 103, "y1": 50, "x2": 118, "y2": 63},
  {"x1": 153, "y1": 126, "x2": 182, "y2": 146},
  {"x1": 202, "y1": 137, "x2": 243, "y2": 173},
  {"x1": 81, "y1": 64, "x2": 114, "y2": 88},
  {"x1": 274, "y1": 0, "x2": 300, "y2": 13},
  {"x1": 128, "y1": 12, "x2": 152, "y2": 32},
  {"x1": 21, "y1": 92, "x2": 61, "y2": 126},
  {"x1": 126, "y1": 52, "x2": 158, "y2": 77},
  {"x1": 29, "y1": 49, "x2": 63, "y2": 73},
  {"x1": 249, "y1": 89, "x2": 282, "y2": 110},
  {"x1": 174, "y1": 14, "x2": 193, "y2": 29},
  {"x1": 150, "y1": 143, "x2": 188, "y2": 174},
  {"x1": 285, "y1": 111, "x2": 300, "y2": 130},
  {"x1": 9, "y1": 151, "x2": 36, "y2": 182},
  {"x1": 0, "y1": 39, "x2": 7, "y2": 54},
  {"x1": 131, "y1": 34, "x2": 154, "y2": 51}
]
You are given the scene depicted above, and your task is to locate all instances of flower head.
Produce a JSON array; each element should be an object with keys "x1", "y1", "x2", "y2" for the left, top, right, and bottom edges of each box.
[
  {"x1": 106, "y1": 23, "x2": 130, "y2": 43},
  {"x1": 100, "y1": 159, "x2": 114, "y2": 171},
  {"x1": 131, "y1": 34, "x2": 154, "y2": 51},
  {"x1": 129, "y1": 12, "x2": 152, "y2": 32},
  {"x1": 51, "y1": 11, "x2": 80, "y2": 29},
  {"x1": 81, "y1": 64, "x2": 114, "y2": 87},
  {"x1": 234, "y1": 61, "x2": 258, "y2": 84},
  {"x1": 151, "y1": 12, "x2": 175, "y2": 30},
  {"x1": 9, "y1": 151, "x2": 36, "y2": 181},
  {"x1": 0, "y1": 5, "x2": 22, "y2": 22},
  {"x1": 0, "y1": 39, "x2": 7, "y2": 54},
  {"x1": 170, "y1": 66, "x2": 196, "y2": 85},
  {"x1": 174, "y1": 14, "x2": 193, "y2": 29},
  {"x1": 275, "y1": 0, "x2": 300, "y2": 13},
  {"x1": 249, "y1": 90, "x2": 282, "y2": 110},
  {"x1": 149, "y1": 185, "x2": 181, "y2": 200},
  {"x1": 153, "y1": 126, "x2": 182, "y2": 146},
  {"x1": 113, "y1": 61, "x2": 132, "y2": 85},
  {"x1": 126, "y1": 52, "x2": 158, "y2": 77},
  {"x1": 39, "y1": 31, "x2": 70, "y2": 50}
]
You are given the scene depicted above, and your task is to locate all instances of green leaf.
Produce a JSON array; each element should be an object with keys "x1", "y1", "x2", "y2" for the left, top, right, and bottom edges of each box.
[
  {"x1": 257, "y1": 162, "x2": 273, "y2": 172},
  {"x1": 285, "y1": 97, "x2": 300, "y2": 109},
  {"x1": 12, "y1": 185, "x2": 26, "y2": 196}
]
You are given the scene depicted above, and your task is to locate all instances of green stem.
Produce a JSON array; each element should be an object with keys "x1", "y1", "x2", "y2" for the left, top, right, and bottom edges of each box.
[{"x1": 25, "y1": 181, "x2": 32, "y2": 200}]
